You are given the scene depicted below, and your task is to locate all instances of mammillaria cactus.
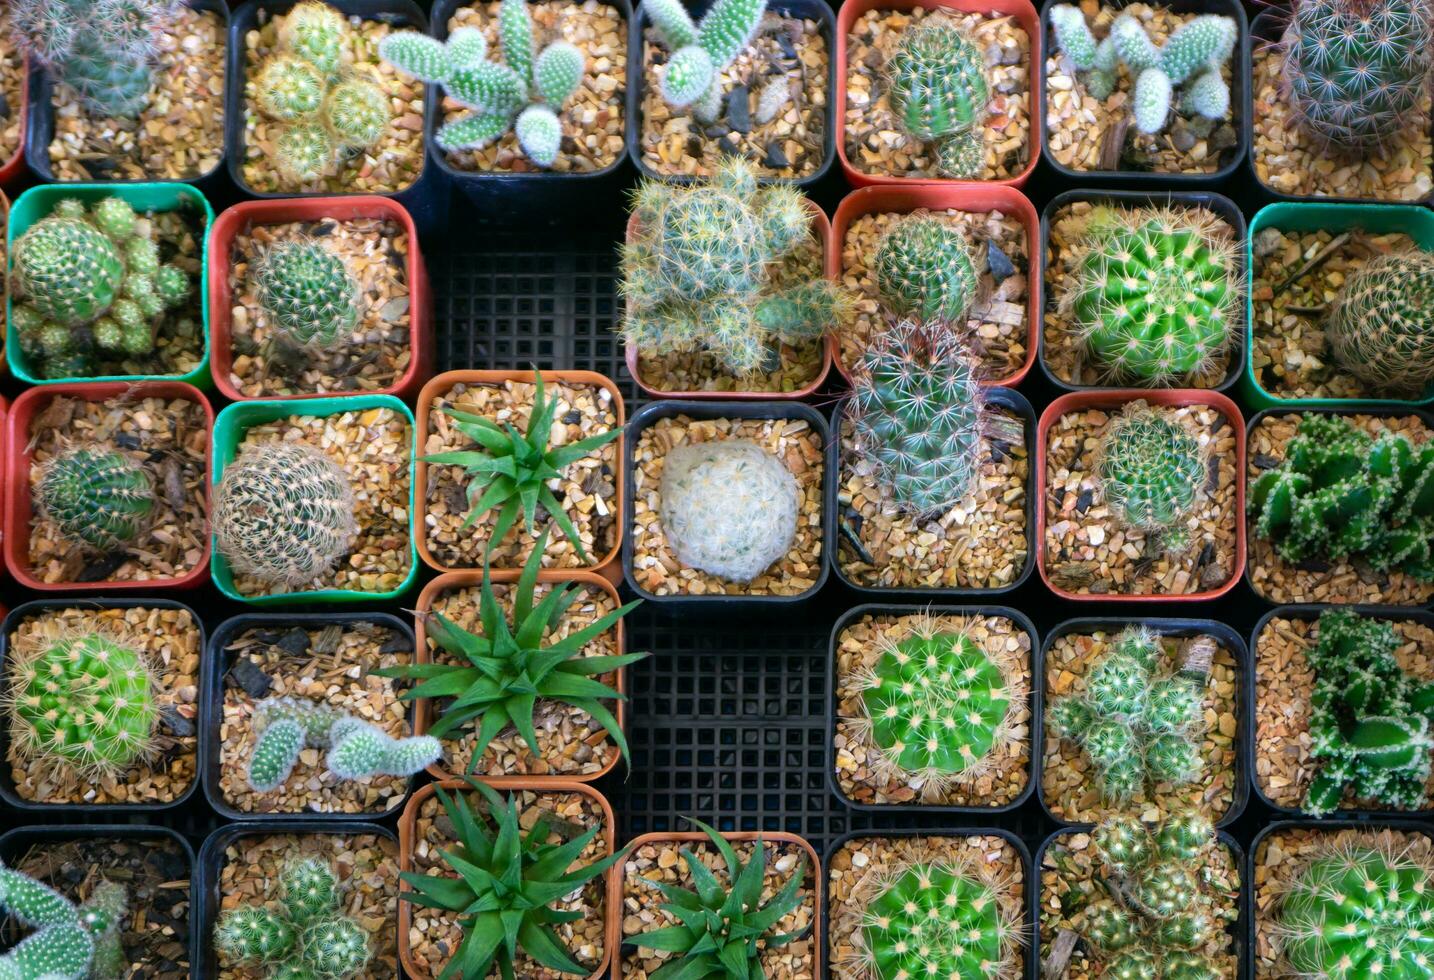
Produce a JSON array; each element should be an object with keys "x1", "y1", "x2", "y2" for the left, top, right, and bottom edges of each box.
[
  {"x1": 0, "y1": 863, "x2": 128, "y2": 980},
  {"x1": 1096, "y1": 404, "x2": 1209, "y2": 554},
  {"x1": 644, "y1": 0, "x2": 767, "y2": 121},
  {"x1": 873, "y1": 214, "x2": 980, "y2": 322},
  {"x1": 1324, "y1": 249, "x2": 1434, "y2": 396},
  {"x1": 1068, "y1": 208, "x2": 1239, "y2": 386},
  {"x1": 213, "y1": 443, "x2": 358, "y2": 590},
  {"x1": 216, "y1": 858, "x2": 371, "y2": 979},
  {"x1": 883, "y1": 20, "x2": 990, "y2": 178},
  {"x1": 253, "y1": 239, "x2": 362, "y2": 349},
  {"x1": 34, "y1": 448, "x2": 155, "y2": 553},
  {"x1": 245, "y1": 697, "x2": 440, "y2": 793},
  {"x1": 380, "y1": 0, "x2": 585, "y2": 166},
  {"x1": 280, "y1": 0, "x2": 346, "y2": 78},
  {"x1": 658, "y1": 439, "x2": 799, "y2": 583}
]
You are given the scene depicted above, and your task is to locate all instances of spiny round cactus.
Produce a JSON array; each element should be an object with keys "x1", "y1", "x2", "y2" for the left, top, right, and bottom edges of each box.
[
  {"x1": 255, "y1": 55, "x2": 327, "y2": 121},
  {"x1": 1145, "y1": 678, "x2": 1204, "y2": 734},
  {"x1": 280, "y1": 0, "x2": 347, "y2": 77},
  {"x1": 217, "y1": 857, "x2": 369, "y2": 980},
  {"x1": 300, "y1": 917, "x2": 370, "y2": 977},
  {"x1": 282, "y1": 859, "x2": 338, "y2": 928},
  {"x1": 12, "y1": 218, "x2": 125, "y2": 327},
  {"x1": 1156, "y1": 812, "x2": 1215, "y2": 861},
  {"x1": 276, "y1": 120, "x2": 335, "y2": 184},
  {"x1": 1325, "y1": 250, "x2": 1434, "y2": 396},
  {"x1": 216, "y1": 905, "x2": 299, "y2": 963},
  {"x1": 324, "y1": 79, "x2": 390, "y2": 148},
  {"x1": 1084, "y1": 899, "x2": 1140, "y2": 951},
  {"x1": 1096, "y1": 404, "x2": 1208, "y2": 553},
  {"x1": 1094, "y1": 814, "x2": 1154, "y2": 875},
  {"x1": 35, "y1": 448, "x2": 154, "y2": 553},
  {"x1": 1086, "y1": 651, "x2": 1147, "y2": 716},
  {"x1": 872, "y1": 214, "x2": 979, "y2": 322},
  {"x1": 860, "y1": 862, "x2": 1019, "y2": 980},
  {"x1": 253, "y1": 239, "x2": 361, "y2": 349},
  {"x1": 213, "y1": 443, "x2": 358, "y2": 590},
  {"x1": 884, "y1": 20, "x2": 990, "y2": 177}
]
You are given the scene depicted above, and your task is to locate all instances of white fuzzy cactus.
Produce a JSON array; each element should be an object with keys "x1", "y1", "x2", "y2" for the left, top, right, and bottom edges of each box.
[
  {"x1": 1133, "y1": 66, "x2": 1173, "y2": 134},
  {"x1": 327, "y1": 721, "x2": 441, "y2": 780},
  {"x1": 649, "y1": 0, "x2": 768, "y2": 111},
  {"x1": 1049, "y1": 4, "x2": 1097, "y2": 69},
  {"x1": 1180, "y1": 69, "x2": 1230, "y2": 119},
  {"x1": 246, "y1": 697, "x2": 438, "y2": 793}
]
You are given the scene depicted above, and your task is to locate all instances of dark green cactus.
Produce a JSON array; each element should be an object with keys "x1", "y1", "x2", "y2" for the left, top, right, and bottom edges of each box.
[
  {"x1": 860, "y1": 862, "x2": 1020, "y2": 979},
  {"x1": 872, "y1": 213, "x2": 979, "y2": 322},
  {"x1": 34, "y1": 447, "x2": 155, "y2": 552},
  {"x1": 1324, "y1": 249, "x2": 1434, "y2": 397},
  {"x1": 215, "y1": 858, "x2": 370, "y2": 979},
  {"x1": 1096, "y1": 403, "x2": 1209, "y2": 554},
  {"x1": 884, "y1": 20, "x2": 990, "y2": 177},
  {"x1": 253, "y1": 238, "x2": 361, "y2": 349}
]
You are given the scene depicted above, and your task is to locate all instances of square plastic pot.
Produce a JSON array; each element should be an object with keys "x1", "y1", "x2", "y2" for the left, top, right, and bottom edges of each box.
[
  {"x1": 829, "y1": 184, "x2": 1039, "y2": 387},
  {"x1": 825, "y1": 603, "x2": 1040, "y2": 815},
  {"x1": 1035, "y1": 388, "x2": 1247, "y2": 602},
  {"x1": 5, "y1": 182, "x2": 214, "y2": 386},
  {"x1": 1038, "y1": 188, "x2": 1247, "y2": 393},
  {"x1": 199, "y1": 611, "x2": 421, "y2": 823},
  {"x1": 836, "y1": 0, "x2": 1042, "y2": 189},
  {"x1": 3, "y1": 381, "x2": 215, "y2": 593},
  {"x1": 207, "y1": 195, "x2": 434, "y2": 402},
  {"x1": 621, "y1": 399, "x2": 832, "y2": 606},
  {"x1": 0, "y1": 598, "x2": 206, "y2": 815},
  {"x1": 1242, "y1": 202, "x2": 1434, "y2": 410},
  {"x1": 209, "y1": 394, "x2": 420, "y2": 605},
  {"x1": 1034, "y1": 616, "x2": 1250, "y2": 829}
]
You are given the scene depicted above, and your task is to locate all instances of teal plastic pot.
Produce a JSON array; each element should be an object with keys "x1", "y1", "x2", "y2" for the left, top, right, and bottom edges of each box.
[
  {"x1": 5, "y1": 182, "x2": 213, "y2": 387},
  {"x1": 210, "y1": 395, "x2": 419, "y2": 606},
  {"x1": 1243, "y1": 202, "x2": 1434, "y2": 411}
]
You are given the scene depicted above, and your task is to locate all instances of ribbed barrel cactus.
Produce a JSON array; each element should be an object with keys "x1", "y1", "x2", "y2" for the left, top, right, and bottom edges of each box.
[
  {"x1": 884, "y1": 21, "x2": 990, "y2": 178},
  {"x1": 872, "y1": 213, "x2": 979, "y2": 322},
  {"x1": 643, "y1": 0, "x2": 768, "y2": 122},
  {"x1": 1096, "y1": 404, "x2": 1209, "y2": 554},
  {"x1": 253, "y1": 238, "x2": 362, "y2": 349},
  {"x1": 860, "y1": 862, "x2": 1020, "y2": 980},
  {"x1": 35, "y1": 447, "x2": 155, "y2": 553},
  {"x1": 216, "y1": 858, "x2": 371, "y2": 979},
  {"x1": 0, "y1": 864, "x2": 127, "y2": 980},
  {"x1": 1325, "y1": 249, "x2": 1434, "y2": 396}
]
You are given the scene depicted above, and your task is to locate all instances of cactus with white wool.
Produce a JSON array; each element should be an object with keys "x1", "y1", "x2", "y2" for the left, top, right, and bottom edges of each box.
[
  {"x1": 0, "y1": 864, "x2": 128, "y2": 980},
  {"x1": 645, "y1": 0, "x2": 768, "y2": 122}
]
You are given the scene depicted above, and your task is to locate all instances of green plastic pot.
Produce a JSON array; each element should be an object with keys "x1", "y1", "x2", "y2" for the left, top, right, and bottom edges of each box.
[
  {"x1": 5, "y1": 182, "x2": 213, "y2": 387},
  {"x1": 1243, "y1": 202, "x2": 1434, "y2": 411},
  {"x1": 210, "y1": 395, "x2": 419, "y2": 606}
]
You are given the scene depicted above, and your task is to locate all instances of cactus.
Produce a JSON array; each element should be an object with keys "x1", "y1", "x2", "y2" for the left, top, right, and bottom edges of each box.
[
  {"x1": 216, "y1": 906, "x2": 298, "y2": 964},
  {"x1": 1324, "y1": 249, "x2": 1434, "y2": 396},
  {"x1": 298, "y1": 918, "x2": 368, "y2": 978},
  {"x1": 1279, "y1": 0, "x2": 1434, "y2": 154},
  {"x1": 326, "y1": 721, "x2": 442, "y2": 780},
  {"x1": 884, "y1": 21, "x2": 990, "y2": 178},
  {"x1": 213, "y1": 443, "x2": 358, "y2": 591},
  {"x1": 1068, "y1": 208, "x2": 1238, "y2": 386},
  {"x1": 275, "y1": 119, "x2": 337, "y2": 184},
  {"x1": 247, "y1": 718, "x2": 305, "y2": 794},
  {"x1": 0, "y1": 863, "x2": 129, "y2": 980},
  {"x1": 1047, "y1": 626, "x2": 1207, "y2": 802},
  {"x1": 253, "y1": 239, "x2": 362, "y2": 349},
  {"x1": 380, "y1": 0, "x2": 585, "y2": 166},
  {"x1": 658, "y1": 439, "x2": 799, "y2": 583},
  {"x1": 644, "y1": 0, "x2": 766, "y2": 117},
  {"x1": 245, "y1": 697, "x2": 440, "y2": 792},
  {"x1": 281, "y1": 859, "x2": 338, "y2": 927},
  {"x1": 847, "y1": 318, "x2": 987, "y2": 515},
  {"x1": 873, "y1": 213, "x2": 980, "y2": 322},
  {"x1": 255, "y1": 56, "x2": 327, "y2": 121},
  {"x1": 279, "y1": 1, "x2": 346, "y2": 78},
  {"x1": 323, "y1": 79, "x2": 390, "y2": 148},
  {"x1": 34, "y1": 448, "x2": 155, "y2": 553},
  {"x1": 216, "y1": 859, "x2": 370, "y2": 979},
  {"x1": 1247, "y1": 414, "x2": 1434, "y2": 581},
  {"x1": 1096, "y1": 404, "x2": 1209, "y2": 554}
]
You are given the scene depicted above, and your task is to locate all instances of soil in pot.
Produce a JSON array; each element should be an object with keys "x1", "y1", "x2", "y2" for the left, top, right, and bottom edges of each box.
[
  {"x1": 1254, "y1": 613, "x2": 1434, "y2": 812},
  {"x1": 833, "y1": 611, "x2": 1032, "y2": 806},
  {"x1": 216, "y1": 831, "x2": 400, "y2": 979},
  {"x1": 827, "y1": 833, "x2": 1026, "y2": 978},
  {"x1": 437, "y1": 0, "x2": 627, "y2": 174},
  {"x1": 4, "y1": 604, "x2": 199, "y2": 805},
  {"x1": 838, "y1": 207, "x2": 1029, "y2": 382},
  {"x1": 225, "y1": 216, "x2": 414, "y2": 398},
  {"x1": 1246, "y1": 412, "x2": 1434, "y2": 605},
  {"x1": 0, "y1": 8, "x2": 24, "y2": 168},
  {"x1": 219, "y1": 621, "x2": 416, "y2": 815},
  {"x1": 407, "y1": 786, "x2": 609, "y2": 979},
  {"x1": 639, "y1": 11, "x2": 828, "y2": 180},
  {"x1": 23, "y1": 392, "x2": 208, "y2": 586},
  {"x1": 1042, "y1": 627, "x2": 1240, "y2": 824},
  {"x1": 7, "y1": 835, "x2": 192, "y2": 978},
  {"x1": 630, "y1": 414, "x2": 824, "y2": 597},
  {"x1": 844, "y1": 7, "x2": 1030, "y2": 179},
  {"x1": 423, "y1": 377, "x2": 619, "y2": 569},
  {"x1": 620, "y1": 836, "x2": 816, "y2": 979}
]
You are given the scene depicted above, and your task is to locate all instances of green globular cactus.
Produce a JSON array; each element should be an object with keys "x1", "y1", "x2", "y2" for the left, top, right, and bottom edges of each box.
[
  {"x1": 216, "y1": 859, "x2": 370, "y2": 980},
  {"x1": 216, "y1": 906, "x2": 298, "y2": 964},
  {"x1": 873, "y1": 213, "x2": 979, "y2": 322},
  {"x1": 298, "y1": 918, "x2": 369, "y2": 978},
  {"x1": 326, "y1": 721, "x2": 442, "y2": 780},
  {"x1": 1096, "y1": 404, "x2": 1209, "y2": 554},
  {"x1": 275, "y1": 120, "x2": 337, "y2": 184},
  {"x1": 213, "y1": 443, "x2": 358, "y2": 591},
  {"x1": 646, "y1": 0, "x2": 766, "y2": 117},
  {"x1": 884, "y1": 21, "x2": 990, "y2": 178},
  {"x1": 0, "y1": 863, "x2": 129, "y2": 980},
  {"x1": 34, "y1": 448, "x2": 154, "y2": 553},
  {"x1": 282, "y1": 860, "x2": 338, "y2": 928},
  {"x1": 1247, "y1": 414, "x2": 1434, "y2": 582},
  {"x1": 253, "y1": 239, "x2": 362, "y2": 350},
  {"x1": 324, "y1": 80, "x2": 390, "y2": 149},
  {"x1": 255, "y1": 56, "x2": 327, "y2": 122},
  {"x1": 279, "y1": 1, "x2": 347, "y2": 78},
  {"x1": 1325, "y1": 249, "x2": 1434, "y2": 396}
]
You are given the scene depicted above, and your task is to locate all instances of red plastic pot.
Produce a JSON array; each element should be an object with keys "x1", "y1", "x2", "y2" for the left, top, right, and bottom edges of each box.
[
  {"x1": 0, "y1": 63, "x2": 28, "y2": 188},
  {"x1": 206, "y1": 195, "x2": 433, "y2": 402},
  {"x1": 835, "y1": 0, "x2": 1041, "y2": 188},
  {"x1": 829, "y1": 183, "x2": 1039, "y2": 387},
  {"x1": 1035, "y1": 389, "x2": 1247, "y2": 602},
  {"x1": 3, "y1": 382, "x2": 214, "y2": 592}
]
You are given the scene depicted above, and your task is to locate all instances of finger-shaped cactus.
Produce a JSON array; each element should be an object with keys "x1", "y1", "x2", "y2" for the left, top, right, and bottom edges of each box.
[
  {"x1": 247, "y1": 719, "x2": 305, "y2": 793},
  {"x1": 498, "y1": 0, "x2": 536, "y2": 83},
  {"x1": 649, "y1": 0, "x2": 767, "y2": 113},
  {"x1": 326, "y1": 721, "x2": 442, "y2": 780},
  {"x1": 1050, "y1": 4, "x2": 1098, "y2": 69},
  {"x1": 1111, "y1": 14, "x2": 1160, "y2": 72},
  {"x1": 254, "y1": 238, "x2": 361, "y2": 350},
  {"x1": 1133, "y1": 67, "x2": 1172, "y2": 134},
  {"x1": 645, "y1": 0, "x2": 700, "y2": 49},
  {"x1": 1325, "y1": 249, "x2": 1434, "y2": 396},
  {"x1": 35, "y1": 448, "x2": 154, "y2": 552},
  {"x1": 873, "y1": 213, "x2": 979, "y2": 322},
  {"x1": 1180, "y1": 69, "x2": 1229, "y2": 119},
  {"x1": 661, "y1": 45, "x2": 716, "y2": 106},
  {"x1": 436, "y1": 111, "x2": 510, "y2": 152},
  {"x1": 860, "y1": 862, "x2": 1020, "y2": 980},
  {"x1": 377, "y1": 32, "x2": 454, "y2": 83},
  {"x1": 1159, "y1": 15, "x2": 1237, "y2": 84},
  {"x1": 1096, "y1": 404, "x2": 1208, "y2": 552}
]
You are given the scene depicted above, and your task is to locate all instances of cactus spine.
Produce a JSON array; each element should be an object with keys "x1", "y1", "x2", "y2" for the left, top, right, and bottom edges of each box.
[
  {"x1": 872, "y1": 213, "x2": 979, "y2": 322},
  {"x1": 245, "y1": 697, "x2": 440, "y2": 794},
  {"x1": 644, "y1": 0, "x2": 767, "y2": 119},
  {"x1": 1325, "y1": 249, "x2": 1434, "y2": 396},
  {"x1": 34, "y1": 448, "x2": 155, "y2": 553},
  {"x1": 0, "y1": 863, "x2": 129, "y2": 980},
  {"x1": 1096, "y1": 403, "x2": 1209, "y2": 554},
  {"x1": 884, "y1": 20, "x2": 990, "y2": 178},
  {"x1": 216, "y1": 859, "x2": 370, "y2": 979},
  {"x1": 253, "y1": 239, "x2": 362, "y2": 349}
]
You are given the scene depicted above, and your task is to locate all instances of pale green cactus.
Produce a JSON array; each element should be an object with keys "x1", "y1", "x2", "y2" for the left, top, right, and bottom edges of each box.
[
  {"x1": 647, "y1": 0, "x2": 767, "y2": 117},
  {"x1": 216, "y1": 858, "x2": 370, "y2": 979}
]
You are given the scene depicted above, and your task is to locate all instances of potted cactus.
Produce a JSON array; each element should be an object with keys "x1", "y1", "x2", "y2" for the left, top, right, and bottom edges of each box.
[{"x1": 1249, "y1": 0, "x2": 1434, "y2": 201}]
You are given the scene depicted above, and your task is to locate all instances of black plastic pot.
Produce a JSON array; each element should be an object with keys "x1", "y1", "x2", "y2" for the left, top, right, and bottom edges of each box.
[
  {"x1": 621, "y1": 399, "x2": 832, "y2": 605},
  {"x1": 1034, "y1": 616, "x2": 1251, "y2": 829},
  {"x1": 827, "y1": 388, "x2": 1037, "y2": 597},
  {"x1": 626, "y1": 0, "x2": 836, "y2": 188},
  {"x1": 1248, "y1": 604, "x2": 1434, "y2": 820},
  {"x1": 0, "y1": 598, "x2": 206, "y2": 815},
  {"x1": 200, "y1": 611, "x2": 420, "y2": 823},
  {"x1": 22, "y1": 0, "x2": 231, "y2": 190},
  {"x1": 825, "y1": 603, "x2": 1040, "y2": 815},
  {"x1": 1038, "y1": 0, "x2": 1249, "y2": 186},
  {"x1": 822, "y1": 827, "x2": 1037, "y2": 980},
  {"x1": 1038, "y1": 188, "x2": 1248, "y2": 393}
]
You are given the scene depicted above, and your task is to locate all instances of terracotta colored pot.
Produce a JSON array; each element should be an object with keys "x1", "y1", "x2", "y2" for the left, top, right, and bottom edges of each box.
[
  {"x1": 413, "y1": 369, "x2": 626, "y2": 580},
  {"x1": 397, "y1": 777, "x2": 618, "y2": 980},
  {"x1": 410, "y1": 566, "x2": 629, "y2": 784},
  {"x1": 206, "y1": 195, "x2": 433, "y2": 402},
  {"x1": 835, "y1": 0, "x2": 1042, "y2": 188},
  {"x1": 611, "y1": 830, "x2": 825, "y2": 978},
  {"x1": 1035, "y1": 388, "x2": 1247, "y2": 602},
  {"x1": 829, "y1": 183, "x2": 1039, "y2": 387},
  {"x1": 0, "y1": 63, "x2": 28, "y2": 188},
  {"x1": 3, "y1": 382, "x2": 214, "y2": 592},
  {"x1": 622, "y1": 200, "x2": 835, "y2": 400}
]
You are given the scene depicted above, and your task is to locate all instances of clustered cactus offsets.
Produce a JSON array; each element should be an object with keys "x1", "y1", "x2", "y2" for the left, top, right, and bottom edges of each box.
[
  {"x1": 216, "y1": 858, "x2": 371, "y2": 979},
  {"x1": 1096, "y1": 403, "x2": 1210, "y2": 555},
  {"x1": 1325, "y1": 248, "x2": 1434, "y2": 397},
  {"x1": 0, "y1": 862, "x2": 128, "y2": 980},
  {"x1": 34, "y1": 447, "x2": 155, "y2": 554},
  {"x1": 9, "y1": 196, "x2": 193, "y2": 380},
  {"x1": 645, "y1": 0, "x2": 768, "y2": 122},
  {"x1": 883, "y1": 19, "x2": 991, "y2": 178},
  {"x1": 253, "y1": 237, "x2": 363, "y2": 351}
]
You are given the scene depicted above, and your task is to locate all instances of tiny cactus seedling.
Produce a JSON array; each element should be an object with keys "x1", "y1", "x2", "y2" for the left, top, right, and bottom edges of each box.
[
  {"x1": 245, "y1": 697, "x2": 441, "y2": 793},
  {"x1": 1096, "y1": 403, "x2": 1209, "y2": 555},
  {"x1": 645, "y1": 0, "x2": 767, "y2": 120},
  {"x1": 253, "y1": 239, "x2": 362, "y2": 350},
  {"x1": 216, "y1": 858, "x2": 371, "y2": 979},
  {"x1": 1325, "y1": 249, "x2": 1434, "y2": 397},
  {"x1": 873, "y1": 213, "x2": 980, "y2": 322},
  {"x1": 884, "y1": 20, "x2": 990, "y2": 177},
  {"x1": 0, "y1": 863, "x2": 129, "y2": 980},
  {"x1": 34, "y1": 448, "x2": 155, "y2": 553}
]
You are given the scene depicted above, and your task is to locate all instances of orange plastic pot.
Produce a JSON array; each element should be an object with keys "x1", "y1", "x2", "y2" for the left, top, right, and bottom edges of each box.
[
  {"x1": 835, "y1": 0, "x2": 1041, "y2": 188},
  {"x1": 206, "y1": 195, "x2": 433, "y2": 402},
  {"x1": 1035, "y1": 388, "x2": 1247, "y2": 602},
  {"x1": 0, "y1": 64, "x2": 28, "y2": 188},
  {"x1": 397, "y1": 777, "x2": 618, "y2": 980},
  {"x1": 829, "y1": 184, "x2": 1039, "y2": 386},
  {"x1": 623, "y1": 200, "x2": 835, "y2": 400},
  {"x1": 413, "y1": 369, "x2": 626, "y2": 579},
  {"x1": 410, "y1": 566, "x2": 629, "y2": 783},
  {"x1": 3, "y1": 382, "x2": 214, "y2": 592}
]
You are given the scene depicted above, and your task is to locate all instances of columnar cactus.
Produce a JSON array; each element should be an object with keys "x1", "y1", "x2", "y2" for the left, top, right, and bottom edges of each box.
[
  {"x1": 216, "y1": 859, "x2": 371, "y2": 979},
  {"x1": 34, "y1": 448, "x2": 155, "y2": 553},
  {"x1": 872, "y1": 213, "x2": 980, "y2": 322},
  {"x1": 644, "y1": 0, "x2": 767, "y2": 121},
  {"x1": 326, "y1": 720, "x2": 442, "y2": 780},
  {"x1": 246, "y1": 697, "x2": 440, "y2": 793},
  {"x1": 253, "y1": 239, "x2": 362, "y2": 349},
  {"x1": 884, "y1": 21, "x2": 990, "y2": 178},
  {"x1": 1096, "y1": 404, "x2": 1209, "y2": 554},
  {"x1": 1325, "y1": 249, "x2": 1434, "y2": 396},
  {"x1": 213, "y1": 443, "x2": 358, "y2": 590},
  {"x1": 0, "y1": 863, "x2": 129, "y2": 980}
]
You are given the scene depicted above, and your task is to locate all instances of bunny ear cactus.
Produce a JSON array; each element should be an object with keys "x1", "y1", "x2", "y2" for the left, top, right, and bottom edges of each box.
[
  {"x1": 246, "y1": 697, "x2": 442, "y2": 792},
  {"x1": 1325, "y1": 249, "x2": 1434, "y2": 396},
  {"x1": 647, "y1": 0, "x2": 767, "y2": 121},
  {"x1": 1096, "y1": 404, "x2": 1209, "y2": 554},
  {"x1": 0, "y1": 864, "x2": 130, "y2": 980},
  {"x1": 884, "y1": 20, "x2": 990, "y2": 178}
]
